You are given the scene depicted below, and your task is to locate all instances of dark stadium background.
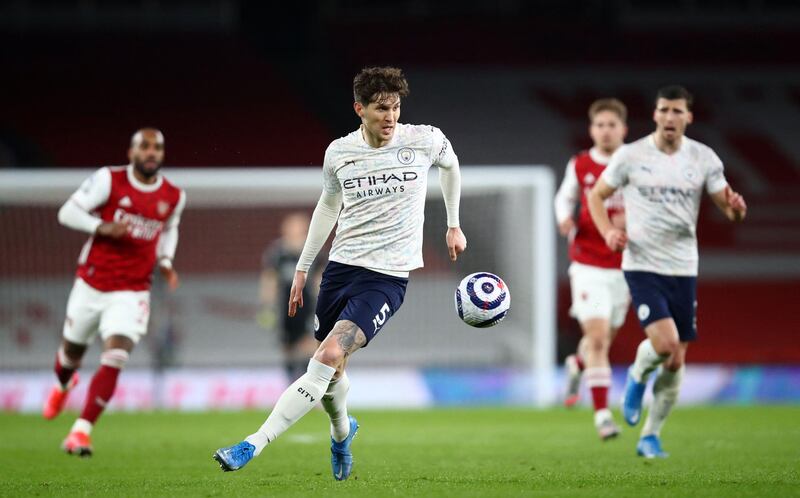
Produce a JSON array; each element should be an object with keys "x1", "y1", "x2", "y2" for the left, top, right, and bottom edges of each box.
[{"x1": 1, "y1": 0, "x2": 798, "y2": 400}]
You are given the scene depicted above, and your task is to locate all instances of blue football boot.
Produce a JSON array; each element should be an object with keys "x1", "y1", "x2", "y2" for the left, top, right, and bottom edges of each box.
[
  {"x1": 213, "y1": 441, "x2": 256, "y2": 472},
  {"x1": 331, "y1": 415, "x2": 359, "y2": 481},
  {"x1": 637, "y1": 434, "x2": 669, "y2": 458},
  {"x1": 622, "y1": 366, "x2": 647, "y2": 426}
]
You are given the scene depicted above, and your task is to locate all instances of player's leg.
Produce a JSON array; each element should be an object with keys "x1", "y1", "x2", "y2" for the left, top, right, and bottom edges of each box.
[
  {"x1": 638, "y1": 342, "x2": 687, "y2": 458},
  {"x1": 63, "y1": 289, "x2": 149, "y2": 456},
  {"x1": 54, "y1": 340, "x2": 86, "y2": 388},
  {"x1": 44, "y1": 340, "x2": 87, "y2": 420},
  {"x1": 44, "y1": 279, "x2": 100, "y2": 420},
  {"x1": 622, "y1": 272, "x2": 678, "y2": 425},
  {"x1": 64, "y1": 334, "x2": 134, "y2": 457},
  {"x1": 214, "y1": 264, "x2": 352, "y2": 471},
  {"x1": 321, "y1": 347, "x2": 352, "y2": 444},
  {"x1": 321, "y1": 282, "x2": 404, "y2": 480},
  {"x1": 564, "y1": 337, "x2": 586, "y2": 408},
  {"x1": 623, "y1": 317, "x2": 680, "y2": 426},
  {"x1": 581, "y1": 317, "x2": 618, "y2": 440},
  {"x1": 564, "y1": 263, "x2": 591, "y2": 407},
  {"x1": 255, "y1": 319, "x2": 362, "y2": 444},
  {"x1": 213, "y1": 321, "x2": 358, "y2": 471},
  {"x1": 244, "y1": 320, "x2": 362, "y2": 448},
  {"x1": 317, "y1": 324, "x2": 362, "y2": 481},
  {"x1": 638, "y1": 276, "x2": 696, "y2": 458}
]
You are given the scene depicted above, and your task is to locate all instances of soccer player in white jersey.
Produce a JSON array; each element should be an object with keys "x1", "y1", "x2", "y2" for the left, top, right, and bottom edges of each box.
[
  {"x1": 588, "y1": 86, "x2": 747, "y2": 458},
  {"x1": 554, "y1": 98, "x2": 629, "y2": 440},
  {"x1": 214, "y1": 66, "x2": 466, "y2": 479}
]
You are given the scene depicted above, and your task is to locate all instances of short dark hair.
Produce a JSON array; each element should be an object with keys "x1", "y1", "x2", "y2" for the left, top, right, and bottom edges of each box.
[
  {"x1": 588, "y1": 98, "x2": 627, "y2": 123},
  {"x1": 656, "y1": 85, "x2": 693, "y2": 109},
  {"x1": 353, "y1": 66, "x2": 410, "y2": 105}
]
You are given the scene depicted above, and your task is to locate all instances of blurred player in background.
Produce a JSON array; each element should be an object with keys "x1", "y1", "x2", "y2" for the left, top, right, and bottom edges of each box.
[
  {"x1": 589, "y1": 86, "x2": 747, "y2": 458},
  {"x1": 43, "y1": 128, "x2": 186, "y2": 457},
  {"x1": 554, "y1": 98, "x2": 629, "y2": 440},
  {"x1": 259, "y1": 212, "x2": 320, "y2": 382},
  {"x1": 214, "y1": 66, "x2": 466, "y2": 480}
]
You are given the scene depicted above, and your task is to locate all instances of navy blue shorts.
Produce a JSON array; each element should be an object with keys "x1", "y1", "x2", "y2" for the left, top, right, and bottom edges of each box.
[
  {"x1": 624, "y1": 271, "x2": 698, "y2": 342},
  {"x1": 314, "y1": 261, "x2": 408, "y2": 346}
]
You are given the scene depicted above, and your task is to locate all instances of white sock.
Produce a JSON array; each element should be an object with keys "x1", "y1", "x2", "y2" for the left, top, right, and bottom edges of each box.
[
  {"x1": 71, "y1": 418, "x2": 93, "y2": 435},
  {"x1": 630, "y1": 340, "x2": 668, "y2": 383},
  {"x1": 322, "y1": 372, "x2": 351, "y2": 443},
  {"x1": 642, "y1": 365, "x2": 684, "y2": 437},
  {"x1": 245, "y1": 358, "x2": 335, "y2": 456}
]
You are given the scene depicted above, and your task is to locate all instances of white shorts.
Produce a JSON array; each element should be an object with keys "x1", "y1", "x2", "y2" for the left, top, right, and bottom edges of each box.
[
  {"x1": 568, "y1": 262, "x2": 630, "y2": 329},
  {"x1": 63, "y1": 278, "x2": 151, "y2": 345}
]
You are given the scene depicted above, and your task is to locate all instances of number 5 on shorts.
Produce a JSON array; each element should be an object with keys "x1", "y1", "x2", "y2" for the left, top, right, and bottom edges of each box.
[{"x1": 372, "y1": 303, "x2": 391, "y2": 334}]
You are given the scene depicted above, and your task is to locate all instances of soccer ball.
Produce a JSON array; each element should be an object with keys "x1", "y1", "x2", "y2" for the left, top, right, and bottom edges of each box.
[{"x1": 454, "y1": 272, "x2": 510, "y2": 328}]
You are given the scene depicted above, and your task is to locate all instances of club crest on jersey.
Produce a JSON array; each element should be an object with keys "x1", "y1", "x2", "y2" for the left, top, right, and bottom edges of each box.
[
  {"x1": 397, "y1": 147, "x2": 415, "y2": 165},
  {"x1": 584, "y1": 172, "x2": 596, "y2": 185},
  {"x1": 682, "y1": 166, "x2": 698, "y2": 182},
  {"x1": 157, "y1": 200, "x2": 170, "y2": 216},
  {"x1": 119, "y1": 196, "x2": 133, "y2": 208}
]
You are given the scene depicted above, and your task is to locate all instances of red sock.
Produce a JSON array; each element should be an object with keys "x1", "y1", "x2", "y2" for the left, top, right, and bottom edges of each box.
[
  {"x1": 54, "y1": 350, "x2": 77, "y2": 387},
  {"x1": 585, "y1": 367, "x2": 611, "y2": 411},
  {"x1": 80, "y1": 365, "x2": 121, "y2": 424},
  {"x1": 590, "y1": 386, "x2": 609, "y2": 411},
  {"x1": 574, "y1": 355, "x2": 586, "y2": 371}
]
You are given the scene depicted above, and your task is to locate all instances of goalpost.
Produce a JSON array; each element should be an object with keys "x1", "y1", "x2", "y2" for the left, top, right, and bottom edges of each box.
[{"x1": 0, "y1": 166, "x2": 557, "y2": 406}]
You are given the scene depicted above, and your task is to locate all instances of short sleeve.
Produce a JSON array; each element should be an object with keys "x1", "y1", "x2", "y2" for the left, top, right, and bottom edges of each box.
[
  {"x1": 705, "y1": 149, "x2": 728, "y2": 194},
  {"x1": 70, "y1": 167, "x2": 111, "y2": 211},
  {"x1": 322, "y1": 146, "x2": 342, "y2": 194},
  {"x1": 601, "y1": 146, "x2": 630, "y2": 188}
]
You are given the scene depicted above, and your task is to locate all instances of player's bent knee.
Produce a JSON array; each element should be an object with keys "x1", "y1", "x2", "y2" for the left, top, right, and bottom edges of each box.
[
  {"x1": 100, "y1": 348, "x2": 130, "y2": 369},
  {"x1": 312, "y1": 344, "x2": 345, "y2": 369},
  {"x1": 664, "y1": 352, "x2": 685, "y2": 371},
  {"x1": 586, "y1": 334, "x2": 610, "y2": 353}
]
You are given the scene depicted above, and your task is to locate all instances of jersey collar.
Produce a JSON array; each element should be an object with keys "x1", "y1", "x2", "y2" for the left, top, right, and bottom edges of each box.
[
  {"x1": 648, "y1": 133, "x2": 686, "y2": 156},
  {"x1": 358, "y1": 124, "x2": 399, "y2": 149},
  {"x1": 127, "y1": 164, "x2": 163, "y2": 192},
  {"x1": 589, "y1": 147, "x2": 611, "y2": 165}
]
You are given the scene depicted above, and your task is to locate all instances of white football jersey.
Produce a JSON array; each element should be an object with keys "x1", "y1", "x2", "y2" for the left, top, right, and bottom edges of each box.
[
  {"x1": 323, "y1": 123, "x2": 455, "y2": 273},
  {"x1": 602, "y1": 134, "x2": 728, "y2": 276}
]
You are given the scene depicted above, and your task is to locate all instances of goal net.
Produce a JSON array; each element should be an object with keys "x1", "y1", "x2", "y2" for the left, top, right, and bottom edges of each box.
[{"x1": 0, "y1": 166, "x2": 556, "y2": 406}]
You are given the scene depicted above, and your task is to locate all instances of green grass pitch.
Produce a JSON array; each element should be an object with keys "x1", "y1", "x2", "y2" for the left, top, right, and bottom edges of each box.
[{"x1": 1, "y1": 406, "x2": 798, "y2": 497}]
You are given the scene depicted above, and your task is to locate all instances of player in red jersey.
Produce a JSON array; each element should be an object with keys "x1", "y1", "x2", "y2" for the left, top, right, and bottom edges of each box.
[
  {"x1": 43, "y1": 128, "x2": 186, "y2": 456},
  {"x1": 554, "y1": 99, "x2": 629, "y2": 440}
]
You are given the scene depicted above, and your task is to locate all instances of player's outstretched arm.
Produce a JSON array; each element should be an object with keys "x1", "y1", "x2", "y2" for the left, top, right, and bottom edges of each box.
[
  {"x1": 588, "y1": 178, "x2": 627, "y2": 252},
  {"x1": 710, "y1": 186, "x2": 747, "y2": 222}
]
